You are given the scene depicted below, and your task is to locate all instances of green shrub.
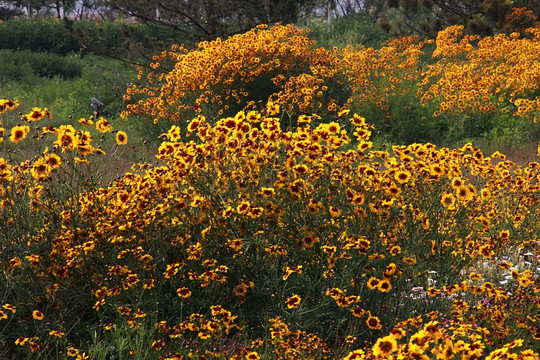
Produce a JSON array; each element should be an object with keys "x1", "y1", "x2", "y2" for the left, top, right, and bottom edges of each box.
[
  {"x1": 67, "y1": 18, "x2": 193, "y2": 62},
  {"x1": 0, "y1": 6, "x2": 23, "y2": 20},
  {"x1": 0, "y1": 17, "x2": 191, "y2": 62},
  {"x1": 0, "y1": 49, "x2": 82, "y2": 81},
  {"x1": 301, "y1": 10, "x2": 389, "y2": 50},
  {"x1": 0, "y1": 18, "x2": 80, "y2": 55}
]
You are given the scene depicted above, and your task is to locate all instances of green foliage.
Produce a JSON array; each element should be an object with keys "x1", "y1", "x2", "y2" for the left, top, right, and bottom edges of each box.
[
  {"x1": 0, "y1": 5, "x2": 23, "y2": 20},
  {"x1": 0, "y1": 18, "x2": 81, "y2": 55},
  {"x1": 66, "y1": 18, "x2": 191, "y2": 62},
  {"x1": 0, "y1": 49, "x2": 83, "y2": 81},
  {"x1": 301, "y1": 10, "x2": 390, "y2": 49},
  {"x1": 0, "y1": 17, "x2": 191, "y2": 62}
]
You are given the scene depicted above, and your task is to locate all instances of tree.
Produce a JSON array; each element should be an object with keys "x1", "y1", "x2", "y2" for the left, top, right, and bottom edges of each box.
[
  {"x1": 334, "y1": 0, "x2": 368, "y2": 17},
  {"x1": 96, "y1": 0, "x2": 323, "y2": 41},
  {"x1": 2, "y1": 0, "x2": 76, "y2": 18},
  {"x1": 0, "y1": 3, "x2": 23, "y2": 19},
  {"x1": 368, "y1": 0, "x2": 539, "y2": 38}
]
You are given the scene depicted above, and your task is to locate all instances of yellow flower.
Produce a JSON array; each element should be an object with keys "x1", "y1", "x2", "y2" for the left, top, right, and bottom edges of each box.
[
  {"x1": 2, "y1": 304, "x2": 16, "y2": 314},
  {"x1": 152, "y1": 340, "x2": 166, "y2": 350},
  {"x1": 116, "y1": 131, "x2": 128, "y2": 145},
  {"x1": 343, "y1": 349, "x2": 365, "y2": 360},
  {"x1": 440, "y1": 192, "x2": 456, "y2": 209},
  {"x1": 266, "y1": 101, "x2": 280, "y2": 116},
  {"x1": 9, "y1": 125, "x2": 30, "y2": 144},
  {"x1": 367, "y1": 277, "x2": 380, "y2": 290},
  {"x1": 351, "y1": 114, "x2": 366, "y2": 126},
  {"x1": 0, "y1": 99, "x2": 18, "y2": 113},
  {"x1": 246, "y1": 110, "x2": 261, "y2": 123},
  {"x1": 55, "y1": 125, "x2": 78, "y2": 151},
  {"x1": 15, "y1": 336, "x2": 29, "y2": 346},
  {"x1": 373, "y1": 335, "x2": 398, "y2": 358},
  {"x1": 44, "y1": 153, "x2": 62, "y2": 170},
  {"x1": 455, "y1": 184, "x2": 474, "y2": 201},
  {"x1": 245, "y1": 351, "x2": 260, "y2": 360},
  {"x1": 298, "y1": 114, "x2": 311, "y2": 124},
  {"x1": 389, "y1": 327, "x2": 406, "y2": 340},
  {"x1": 176, "y1": 287, "x2": 192, "y2": 298},
  {"x1": 67, "y1": 347, "x2": 79, "y2": 356},
  {"x1": 0, "y1": 158, "x2": 13, "y2": 180},
  {"x1": 285, "y1": 295, "x2": 301, "y2": 309},
  {"x1": 75, "y1": 157, "x2": 90, "y2": 165},
  {"x1": 95, "y1": 117, "x2": 113, "y2": 133},
  {"x1": 25, "y1": 107, "x2": 45, "y2": 122},
  {"x1": 377, "y1": 279, "x2": 392, "y2": 293},
  {"x1": 237, "y1": 201, "x2": 250, "y2": 214},
  {"x1": 78, "y1": 117, "x2": 93, "y2": 126},
  {"x1": 403, "y1": 257, "x2": 416, "y2": 265},
  {"x1": 198, "y1": 332, "x2": 210, "y2": 339},
  {"x1": 49, "y1": 330, "x2": 65, "y2": 338},
  {"x1": 32, "y1": 310, "x2": 44, "y2": 320},
  {"x1": 329, "y1": 206, "x2": 341, "y2": 217},
  {"x1": 30, "y1": 158, "x2": 51, "y2": 181},
  {"x1": 187, "y1": 117, "x2": 202, "y2": 132},
  {"x1": 228, "y1": 238, "x2": 244, "y2": 251},
  {"x1": 260, "y1": 187, "x2": 275, "y2": 197},
  {"x1": 366, "y1": 315, "x2": 382, "y2": 330},
  {"x1": 394, "y1": 170, "x2": 411, "y2": 184}
]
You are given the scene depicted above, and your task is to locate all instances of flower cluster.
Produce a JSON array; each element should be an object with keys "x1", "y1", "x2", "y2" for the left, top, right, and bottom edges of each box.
[
  {"x1": 1, "y1": 98, "x2": 538, "y2": 358},
  {"x1": 122, "y1": 24, "x2": 345, "y2": 123},
  {"x1": 122, "y1": 23, "x2": 539, "y2": 148},
  {"x1": 418, "y1": 25, "x2": 540, "y2": 121}
]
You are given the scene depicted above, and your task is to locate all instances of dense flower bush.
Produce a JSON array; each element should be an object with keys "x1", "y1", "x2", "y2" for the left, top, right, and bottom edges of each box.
[
  {"x1": 121, "y1": 24, "x2": 349, "y2": 124},
  {"x1": 418, "y1": 25, "x2": 540, "y2": 121},
  {"x1": 122, "y1": 23, "x2": 539, "y2": 145},
  {"x1": 1, "y1": 97, "x2": 539, "y2": 359}
]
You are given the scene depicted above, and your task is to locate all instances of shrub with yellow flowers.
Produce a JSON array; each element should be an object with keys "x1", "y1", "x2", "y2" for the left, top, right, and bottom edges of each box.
[
  {"x1": 121, "y1": 24, "x2": 350, "y2": 126},
  {"x1": 0, "y1": 99, "x2": 132, "y2": 357},
  {"x1": 122, "y1": 22, "x2": 540, "y2": 146},
  {"x1": 418, "y1": 25, "x2": 540, "y2": 122},
  {"x1": 2, "y1": 94, "x2": 538, "y2": 358}
]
